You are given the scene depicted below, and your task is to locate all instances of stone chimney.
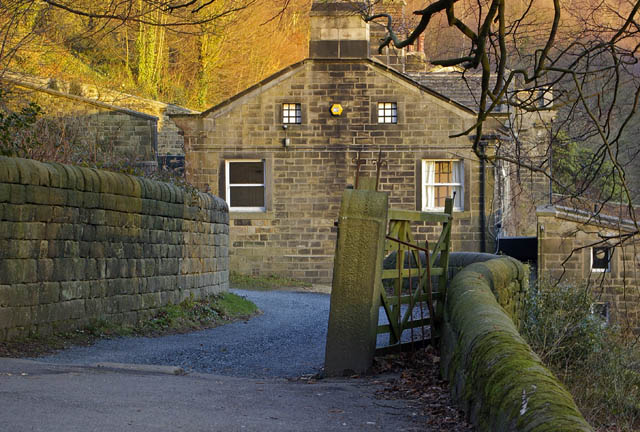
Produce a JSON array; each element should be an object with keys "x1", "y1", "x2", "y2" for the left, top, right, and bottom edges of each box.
[{"x1": 309, "y1": 2, "x2": 370, "y2": 59}]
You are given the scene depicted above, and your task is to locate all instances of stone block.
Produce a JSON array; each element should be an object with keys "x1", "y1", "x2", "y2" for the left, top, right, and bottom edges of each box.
[
  {"x1": 0, "y1": 183, "x2": 10, "y2": 203},
  {"x1": 89, "y1": 280, "x2": 108, "y2": 299},
  {"x1": 60, "y1": 281, "x2": 86, "y2": 301},
  {"x1": 0, "y1": 157, "x2": 20, "y2": 184},
  {"x1": 62, "y1": 164, "x2": 81, "y2": 190},
  {"x1": 140, "y1": 292, "x2": 161, "y2": 309},
  {"x1": 37, "y1": 258, "x2": 55, "y2": 281},
  {"x1": 9, "y1": 184, "x2": 26, "y2": 204},
  {"x1": 39, "y1": 282, "x2": 61, "y2": 304},
  {"x1": 83, "y1": 169, "x2": 101, "y2": 193},
  {"x1": 52, "y1": 258, "x2": 80, "y2": 282},
  {"x1": 85, "y1": 298, "x2": 105, "y2": 317},
  {"x1": 0, "y1": 258, "x2": 38, "y2": 284},
  {"x1": 65, "y1": 190, "x2": 83, "y2": 208},
  {"x1": 14, "y1": 158, "x2": 47, "y2": 186},
  {"x1": 105, "y1": 259, "x2": 120, "y2": 279},
  {"x1": 102, "y1": 193, "x2": 117, "y2": 211},
  {"x1": 0, "y1": 306, "x2": 31, "y2": 328}
]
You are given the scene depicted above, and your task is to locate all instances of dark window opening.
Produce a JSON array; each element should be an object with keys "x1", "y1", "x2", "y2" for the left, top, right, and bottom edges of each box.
[
  {"x1": 591, "y1": 246, "x2": 611, "y2": 272},
  {"x1": 225, "y1": 160, "x2": 265, "y2": 211}
]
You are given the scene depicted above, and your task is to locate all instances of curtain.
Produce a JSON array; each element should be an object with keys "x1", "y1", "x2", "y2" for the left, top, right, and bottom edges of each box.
[
  {"x1": 452, "y1": 161, "x2": 464, "y2": 210},
  {"x1": 423, "y1": 161, "x2": 435, "y2": 209}
]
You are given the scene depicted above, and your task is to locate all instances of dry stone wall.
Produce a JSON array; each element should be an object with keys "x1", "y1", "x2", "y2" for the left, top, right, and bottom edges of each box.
[
  {"x1": 0, "y1": 157, "x2": 228, "y2": 342},
  {"x1": 4, "y1": 80, "x2": 158, "y2": 164},
  {"x1": 3, "y1": 72, "x2": 197, "y2": 166}
]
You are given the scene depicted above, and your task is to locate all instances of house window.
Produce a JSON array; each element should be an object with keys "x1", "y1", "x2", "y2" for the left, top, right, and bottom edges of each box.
[
  {"x1": 422, "y1": 160, "x2": 464, "y2": 211},
  {"x1": 377, "y1": 102, "x2": 397, "y2": 123},
  {"x1": 537, "y1": 88, "x2": 552, "y2": 108},
  {"x1": 591, "y1": 246, "x2": 612, "y2": 272},
  {"x1": 225, "y1": 160, "x2": 265, "y2": 211},
  {"x1": 282, "y1": 103, "x2": 301, "y2": 124}
]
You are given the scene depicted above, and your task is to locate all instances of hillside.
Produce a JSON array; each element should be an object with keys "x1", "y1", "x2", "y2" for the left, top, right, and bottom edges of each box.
[{"x1": 5, "y1": 0, "x2": 311, "y2": 111}]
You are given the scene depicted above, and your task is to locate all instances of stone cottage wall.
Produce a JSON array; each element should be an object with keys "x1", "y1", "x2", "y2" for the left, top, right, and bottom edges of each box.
[
  {"x1": 537, "y1": 208, "x2": 640, "y2": 333},
  {"x1": 175, "y1": 59, "x2": 499, "y2": 284},
  {"x1": 0, "y1": 157, "x2": 229, "y2": 342}
]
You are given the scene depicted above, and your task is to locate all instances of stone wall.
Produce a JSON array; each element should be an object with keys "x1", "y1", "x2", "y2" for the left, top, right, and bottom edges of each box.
[
  {"x1": 174, "y1": 58, "x2": 501, "y2": 284},
  {"x1": 0, "y1": 156, "x2": 229, "y2": 342},
  {"x1": 3, "y1": 72, "x2": 197, "y2": 163},
  {"x1": 537, "y1": 205, "x2": 640, "y2": 333},
  {"x1": 3, "y1": 80, "x2": 158, "y2": 164},
  {"x1": 440, "y1": 257, "x2": 593, "y2": 431}
]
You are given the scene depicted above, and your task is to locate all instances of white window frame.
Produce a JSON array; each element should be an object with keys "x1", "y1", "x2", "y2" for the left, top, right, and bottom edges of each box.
[
  {"x1": 421, "y1": 159, "x2": 464, "y2": 211},
  {"x1": 377, "y1": 102, "x2": 397, "y2": 124},
  {"x1": 590, "y1": 246, "x2": 611, "y2": 273},
  {"x1": 225, "y1": 159, "x2": 266, "y2": 212}
]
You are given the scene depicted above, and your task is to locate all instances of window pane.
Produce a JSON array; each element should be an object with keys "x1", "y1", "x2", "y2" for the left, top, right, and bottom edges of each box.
[
  {"x1": 435, "y1": 161, "x2": 452, "y2": 183},
  {"x1": 453, "y1": 185, "x2": 463, "y2": 208},
  {"x1": 229, "y1": 162, "x2": 264, "y2": 184},
  {"x1": 423, "y1": 160, "x2": 464, "y2": 210},
  {"x1": 283, "y1": 103, "x2": 301, "y2": 124},
  {"x1": 378, "y1": 102, "x2": 397, "y2": 123},
  {"x1": 592, "y1": 247, "x2": 610, "y2": 271},
  {"x1": 230, "y1": 186, "x2": 265, "y2": 207},
  {"x1": 433, "y1": 186, "x2": 452, "y2": 208}
]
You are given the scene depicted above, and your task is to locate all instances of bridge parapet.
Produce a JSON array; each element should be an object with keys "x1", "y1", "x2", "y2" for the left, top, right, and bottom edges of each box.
[{"x1": 441, "y1": 257, "x2": 593, "y2": 431}]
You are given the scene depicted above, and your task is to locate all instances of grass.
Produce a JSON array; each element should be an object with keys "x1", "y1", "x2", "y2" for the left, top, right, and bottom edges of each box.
[
  {"x1": 230, "y1": 271, "x2": 312, "y2": 291},
  {"x1": 0, "y1": 292, "x2": 259, "y2": 358}
]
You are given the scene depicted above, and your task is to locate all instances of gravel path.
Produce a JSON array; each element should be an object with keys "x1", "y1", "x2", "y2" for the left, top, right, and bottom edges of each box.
[{"x1": 36, "y1": 289, "x2": 330, "y2": 378}]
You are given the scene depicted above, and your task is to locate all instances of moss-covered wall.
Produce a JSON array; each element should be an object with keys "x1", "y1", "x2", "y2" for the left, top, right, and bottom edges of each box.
[
  {"x1": 0, "y1": 157, "x2": 229, "y2": 341},
  {"x1": 440, "y1": 257, "x2": 593, "y2": 431}
]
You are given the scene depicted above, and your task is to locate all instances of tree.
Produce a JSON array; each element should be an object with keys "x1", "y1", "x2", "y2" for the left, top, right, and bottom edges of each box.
[
  {"x1": 0, "y1": 0, "x2": 310, "y2": 108},
  {"x1": 364, "y1": 0, "x2": 640, "y2": 234}
]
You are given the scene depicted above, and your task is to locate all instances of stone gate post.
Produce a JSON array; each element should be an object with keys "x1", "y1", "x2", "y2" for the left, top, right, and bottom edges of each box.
[{"x1": 324, "y1": 188, "x2": 388, "y2": 376}]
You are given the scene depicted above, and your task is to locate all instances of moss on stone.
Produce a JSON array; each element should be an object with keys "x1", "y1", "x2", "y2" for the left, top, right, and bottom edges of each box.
[{"x1": 440, "y1": 257, "x2": 593, "y2": 432}]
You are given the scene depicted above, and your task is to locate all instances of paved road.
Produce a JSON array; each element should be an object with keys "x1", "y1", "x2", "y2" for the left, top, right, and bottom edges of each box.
[
  {"x1": 0, "y1": 357, "x2": 424, "y2": 432},
  {"x1": 0, "y1": 289, "x2": 428, "y2": 431},
  {"x1": 35, "y1": 289, "x2": 330, "y2": 378}
]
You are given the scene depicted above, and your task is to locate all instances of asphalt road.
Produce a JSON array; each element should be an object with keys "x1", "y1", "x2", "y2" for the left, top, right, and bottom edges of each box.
[
  {"x1": 0, "y1": 357, "x2": 424, "y2": 432},
  {"x1": 0, "y1": 289, "x2": 429, "y2": 432},
  {"x1": 35, "y1": 289, "x2": 331, "y2": 378}
]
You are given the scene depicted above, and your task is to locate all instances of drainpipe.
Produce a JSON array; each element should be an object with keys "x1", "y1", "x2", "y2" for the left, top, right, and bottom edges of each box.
[
  {"x1": 480, "y1": 142, "x2": 487, "y2": 253},
  {"x1": 548, "y1": 118, "x2": 553, "y2": 205}
]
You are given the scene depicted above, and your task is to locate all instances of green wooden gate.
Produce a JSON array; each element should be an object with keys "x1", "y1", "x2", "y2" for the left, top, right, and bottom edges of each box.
[{"x1": 376, "y1": 198, "x2": 453, "y2": 354}]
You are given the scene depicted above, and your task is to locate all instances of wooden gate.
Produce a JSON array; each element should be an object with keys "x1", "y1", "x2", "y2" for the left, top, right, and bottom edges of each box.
[{"x1": 376, "y1": 198, "x2": 453, "y2": 354}]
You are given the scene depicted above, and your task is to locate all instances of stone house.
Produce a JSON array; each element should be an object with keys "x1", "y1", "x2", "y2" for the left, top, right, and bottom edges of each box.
[
  {"x1": 537, "y1": 204, "x2": 640, "y2": 333},
  {"x1": 171, "y1": 1, "x2": 515, "y2": 284}
]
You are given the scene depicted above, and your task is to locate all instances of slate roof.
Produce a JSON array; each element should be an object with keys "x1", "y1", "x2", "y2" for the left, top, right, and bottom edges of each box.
[{"x1": 406, "y1": 69, "x2": 504, "y2": 112}]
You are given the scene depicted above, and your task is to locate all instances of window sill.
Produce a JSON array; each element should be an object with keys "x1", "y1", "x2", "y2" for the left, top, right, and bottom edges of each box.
[
  {"x1": 230, "y1": 211, "x2": 275, "y2": 220},
  {"x1": 452, "y1": 210, "x2": 470, "y2": 218},
  {"x1": 422, "y1": 209, "x2": 468, "y2": 218}
]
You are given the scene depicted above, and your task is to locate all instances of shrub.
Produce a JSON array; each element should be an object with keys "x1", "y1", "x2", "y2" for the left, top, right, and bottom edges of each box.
[{"x1": 521, "y1": 281, "x2": 640, "y2": 431}]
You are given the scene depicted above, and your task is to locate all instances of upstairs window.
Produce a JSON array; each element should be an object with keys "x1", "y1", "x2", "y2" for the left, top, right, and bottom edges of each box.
[
  {"x1": 591, "y1": 246, "x2": 612, "y2": 273},
  {"x1": 377, "y1": 102, "x2": 397, "y2": 123},
  {"x1": 422, "y1": 160, "x2": 464, "y2": 211},
  {"x1": 282, "y1": 103, "x2": 301, "y2": 124},
  {"x1": 225, "y1": 160, "x2": 265, "y2": 212}
]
